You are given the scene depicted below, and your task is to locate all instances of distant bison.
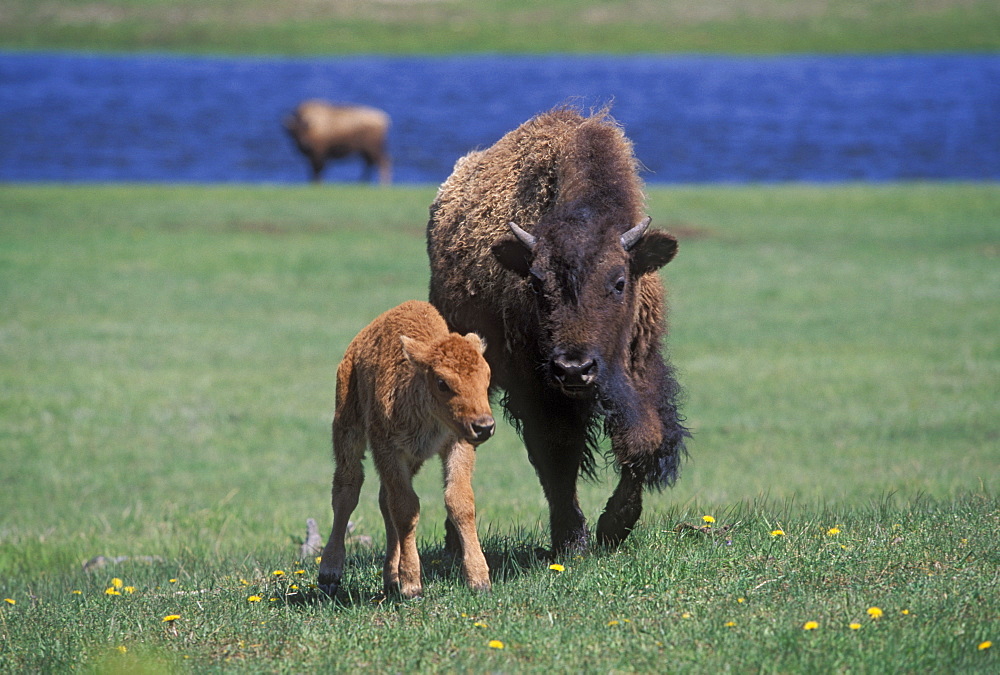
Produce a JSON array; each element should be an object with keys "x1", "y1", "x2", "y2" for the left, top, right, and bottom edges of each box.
[
  {"x1": 284, "y1": 100, "x2": 391, "y2": 184},
  {"x1": 427, "y1": 108, "x2": 688, "y2": 554},
  {"x1": 317, "y1": 300, "x2": 495, "y2": 599}
]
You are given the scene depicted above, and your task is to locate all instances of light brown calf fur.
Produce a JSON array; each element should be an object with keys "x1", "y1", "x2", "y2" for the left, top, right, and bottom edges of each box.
[{"x1": 318, "y1": 301, "x2": 495, "y2": 599}]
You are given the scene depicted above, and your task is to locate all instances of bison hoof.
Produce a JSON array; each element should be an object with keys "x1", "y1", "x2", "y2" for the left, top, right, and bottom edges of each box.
[
  {"x1": 596, "y1": 514, "x2": 633, "y2": 549},
  {"x1": 317, "y1": 573, "x2": 341, "y2": 599}
]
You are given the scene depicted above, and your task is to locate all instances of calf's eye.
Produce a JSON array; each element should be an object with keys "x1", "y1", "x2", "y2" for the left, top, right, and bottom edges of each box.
[
  {"x1": 613, "y1": 276, "x2": 626, "y2": 295},
  {"x1": 436, "y1": 377, "x2": 452, "y2": 394}
]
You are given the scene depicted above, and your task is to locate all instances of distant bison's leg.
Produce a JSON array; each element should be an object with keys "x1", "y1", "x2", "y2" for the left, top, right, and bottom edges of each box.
[
  {"x1": 308, "y1": 153, "x2": 325, "y2": 183},
  {"x1": 318, "y1": 417, "x2": 365, "y2": 597},
  {"x1": 379, "y1": 455, "x2": 422, "y2": 598},
  {"x1": 441, "y1": 440, "x2": 491, "y2": 592},
  {"x1": 596, "y1": 468, "x2": 643, "y2": 548},
  {"x1": 519, "y1": 395, "x2": 590, "y2": 554},
  {"x1": 376, "y1": 156, "x2": 392, "y2": 185}
]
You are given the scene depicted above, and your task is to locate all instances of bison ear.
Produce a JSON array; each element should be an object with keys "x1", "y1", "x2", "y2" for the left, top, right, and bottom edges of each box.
[
  {"x1": 629, "y1": 230, "x2": 678, "y2": 276},
  {"x1": 400, "y1": 335, "x2": 429, "y2": 366},
  {"x1": 492, "y1": 237, "x2": 533, "y2": 277},
  {"x1": 463, "y1": 332, "x2": 487, "y2": 355}
]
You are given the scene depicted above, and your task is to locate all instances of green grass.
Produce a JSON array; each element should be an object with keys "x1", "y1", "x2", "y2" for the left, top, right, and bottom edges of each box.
[
  {"x1": 1, "y1": 183, "x2": 997, "y2": 671},
  {"x1": 2, "y1": 0, "x2": 999, "y2": 54}
]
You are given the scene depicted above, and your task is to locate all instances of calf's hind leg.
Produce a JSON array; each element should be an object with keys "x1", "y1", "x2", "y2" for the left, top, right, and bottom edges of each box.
[
  {"x1": 441, "y1": 440, "x2": 490, "y2": 592},
  {"x1": 318, "y1": 419, "x2": 365, "y2": 597}
]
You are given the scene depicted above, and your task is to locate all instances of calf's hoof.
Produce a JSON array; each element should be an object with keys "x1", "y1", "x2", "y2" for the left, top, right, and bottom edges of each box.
[
  {"x1": 469, "y1": 580, "x2": 492, "y2": 593},
  {"x1": 385, "y1": 580, "x2": 423, "y2": 599}
]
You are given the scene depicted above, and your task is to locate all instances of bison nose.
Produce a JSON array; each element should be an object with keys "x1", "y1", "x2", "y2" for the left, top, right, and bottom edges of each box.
[
  {"x1": 551, "y1": 354, "x2": 598, "y2": 389},
  {"x1": 471, "y1": 417, "x2": 496, "y2": 444}
]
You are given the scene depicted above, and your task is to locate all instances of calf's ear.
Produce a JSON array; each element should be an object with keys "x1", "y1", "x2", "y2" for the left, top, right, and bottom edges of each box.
[
  {"x1": 463, "y1": 333, "x2": 487, "y2": 355},
  {"x1": 400, "y1": 335, "x2": 430, "y2": 366},
  {"x1": 629, "y1": 230, "x2": 678, "y2": 276}
]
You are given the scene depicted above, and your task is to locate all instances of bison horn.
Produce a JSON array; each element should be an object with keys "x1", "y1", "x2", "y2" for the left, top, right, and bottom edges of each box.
[
  {"x1": 621, "y1": 216, "x2": 652, "y2": 251},
  {"x1": 508, "y1": 222, "x2": 537, "y2": 251}
]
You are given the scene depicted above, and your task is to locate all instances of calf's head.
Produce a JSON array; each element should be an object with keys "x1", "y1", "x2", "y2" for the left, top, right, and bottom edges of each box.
[
  {"x1": 492, "y1": 215, "x2": 678, "y2": 398},
  {"x1": 400, "y1": 332, "x2": 495, "y2": 445}
]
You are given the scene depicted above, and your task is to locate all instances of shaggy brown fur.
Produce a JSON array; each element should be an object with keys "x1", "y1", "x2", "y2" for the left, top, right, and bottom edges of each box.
[
  {"x1": 427, "y1": 108, "x2": 688, "y2": 553},
  {"x1": 284, "y1": 100, "x2": 391, "y2": 184},
  {"x1": 317, "y1": 301, "x2": 495, "y2": 599}
]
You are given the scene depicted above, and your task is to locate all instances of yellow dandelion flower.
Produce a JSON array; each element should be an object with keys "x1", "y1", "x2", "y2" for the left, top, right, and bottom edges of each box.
[
  {"x1": 111, "y1": 578, "x2": 123, "y2": 589},
  {"x1": 737, "y1": 597, "x2": 745, "y2": 603},
  {"x1": 549, "y1": 564, "x2": 565, "y2": 572},
  {"x1": 105, "y1": 588, "x2": 121, "y2": 596},
  {"x1": 168, "y1": 579, "x2": 178, "y2": 584},
  {"x1": 724, "y1": 621, "x2": 736, "y2": 627},
  {"x1": 702, "y1": 515, "x2": 716, "y2": 524},
  {"x1": 272, "y1": 570, "x2": 285, "y2": 577},
  {"x1": 488, "y1": 640, "x2": 504, "y2": 649},
  {"x1": 770, "y1": 529, "x2": 785, "y2": 537},
  {"x1": 803, "y1": 621, "x2": 819, "y2": 630},
  {"x1": 294, "y1": 570, "x2": 306, "y2": 575},
  {"x1": 607, "y1": 620, "x2": 620, "y2": 626},
  {"x1": 315, "y1": 556, "x2": 322, "y2": 565},
  {"x1": 867, "y1": 606, "x2": 883, "y2": 619},
  {"x1": 124, "y1": 586, "x2": 136, "y2": 594},
  {"x1": 116, "y1": 645, "x2": 127, "y2": 654},
  {"x1": 827, "y1": 527, "x2": 841, "y2": 536},
  {"x1": 473, "y1": 621, "x2": 488, "y2": 628},
  {"x1": 72, "y1": 590, "x2": 82, "y2": 595},
  {"x1": 978, "y1": 641, "x2": 992, "y2": 651},
  {"x1": 681, "y1": 612, "x2": 691, "y2": 619},
  {"x1": 290, "y1": 584, "x2": 298, "y2": 590},
  {"x1": 162, "y1": 615, "x2": 180, "y2": 622},
  {"x1": 247, "y1": 595, "x2": 262, "y2": 602},
  {"x1": 901, "y1": 609, "x2": 910, "y2": 615},
  {"x1": 849, "y1": 623, "x2": 862, "y2": 630},
  {"x1": 3, "y1": 598, "x2": 14, "y2": 605}
]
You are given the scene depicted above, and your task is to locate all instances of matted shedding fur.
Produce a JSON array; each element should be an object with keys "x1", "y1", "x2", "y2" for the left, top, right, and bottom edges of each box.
[{"x1": 427, "y1": 107, "x2": 689, "y2": 552}]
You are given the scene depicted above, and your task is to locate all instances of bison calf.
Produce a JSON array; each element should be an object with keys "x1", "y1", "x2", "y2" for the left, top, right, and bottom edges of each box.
[
  {"x1": 318, "y1": 301, "x2": 495, "y2": 599},
  {"x1": 284, "y1": 100, "x2": 391, "y2": 184}
]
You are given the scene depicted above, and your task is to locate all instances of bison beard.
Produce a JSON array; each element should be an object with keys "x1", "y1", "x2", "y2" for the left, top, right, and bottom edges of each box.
[{"x1": 427, "y1": 107, "x2": 689, "y2": 553}]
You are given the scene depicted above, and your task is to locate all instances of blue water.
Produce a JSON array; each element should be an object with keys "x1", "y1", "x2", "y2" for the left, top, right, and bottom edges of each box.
[{"x1": 1, "y1": 52, "x2": 998, "y2": 184}]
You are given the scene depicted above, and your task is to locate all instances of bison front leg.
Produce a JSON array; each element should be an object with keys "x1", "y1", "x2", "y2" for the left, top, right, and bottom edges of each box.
[
  {"x1": 596, "y1": 468, "x2": 643, "y2": 548},
  {"x1": 519, "y1": 397, "x2": 590, "y2": 554},
  {"x1": 597, "y1": 360, "x2": 688, "y2": 547},
  {"x1": 441, "y1": 440, "x2": 491, "y2": 592}
]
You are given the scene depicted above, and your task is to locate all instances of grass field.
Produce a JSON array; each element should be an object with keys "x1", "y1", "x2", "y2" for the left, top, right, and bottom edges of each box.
[
  {"x1": 1, "y1": 183, "x2": 997, "y2": 671},
  {"x1": 2, "y1": 0, "x2": 999, "y2": 54}
]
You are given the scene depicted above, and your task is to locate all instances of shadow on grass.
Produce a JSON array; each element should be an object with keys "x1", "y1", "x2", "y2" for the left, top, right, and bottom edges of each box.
[{"x1": 282, "y1": 535, "x2": 551, "y2": 610}]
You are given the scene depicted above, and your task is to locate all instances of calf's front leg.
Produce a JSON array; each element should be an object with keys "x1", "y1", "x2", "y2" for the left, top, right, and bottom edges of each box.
[
  {"x1": 441, "y1": 440, "x2": 491, "y2": 592},
  {"x1": 379, "y1": 470, "x2": 423, "y2": 598}
]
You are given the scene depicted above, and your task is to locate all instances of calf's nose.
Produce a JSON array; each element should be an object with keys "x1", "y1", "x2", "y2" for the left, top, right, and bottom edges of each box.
[
  {"x1": 470, "y1": 417, "x2": 496, "y2": 444},
  {"x1": 551, "y1": 354, "x2": 598, "y2": 388}
]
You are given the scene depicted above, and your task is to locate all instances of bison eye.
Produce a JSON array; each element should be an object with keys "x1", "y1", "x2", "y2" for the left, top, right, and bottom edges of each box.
[
  {"x1": 528, "y1": 274, "x2": 544, "y2": 296},
  {"x1": 612, "y1": 275, "x2": 627, "y2": 296},
  {"x1": 436, "y1": 377, "x2": 453, "y2": 395}
]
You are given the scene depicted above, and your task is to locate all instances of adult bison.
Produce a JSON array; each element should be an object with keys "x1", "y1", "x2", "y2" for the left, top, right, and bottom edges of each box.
[
  {"x1": 427, "y1": 108, "x2": 688, "y2": 554},
  {"x1": 284, "y1": 100, "x2": 391, "y2": 184}
]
